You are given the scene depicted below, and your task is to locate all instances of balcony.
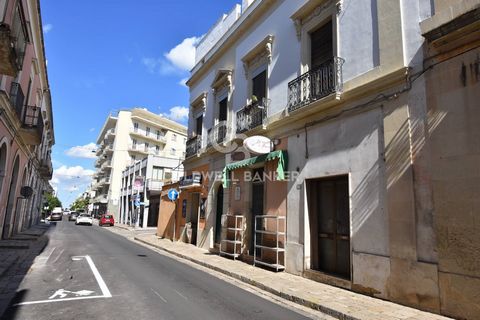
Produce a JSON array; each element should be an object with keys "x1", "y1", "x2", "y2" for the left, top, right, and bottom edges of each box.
[
  {"x1": 128, "y1": 144, "x2": 148, "y2": 155},
  {"x1": 130, "y1": 128, "x2": 167, "y2": 144},
  {"x1": 105, "y1": 128, "x2": 115, "y2": 140},
  {"x1": 0, "y1": 6, "x2": 29, "y2": 76},
  {"x1": 186, "y1": 135, "x2": 202, "y2": 158},
  {"x1": 207, "y1": 123, "x2": 227, "y2": 147},
  {"x1": 146, "y1": 179, "x2": 164, "y2": 194},
  {"x1": 236, "y1": 103, "x2": 267, "y2": 134},
  {"x1": 39, "y1": 157, "x2": 53, "y2": 180},
  {"x1": 179, "y1": 173, "x2": 202, "y2": 189},
  {"x1": 10, "y1": 83, "x2": 43, "y2": 145},
  {"x1": 287, "y1": 57, "x2": 344, "y2": 113}
]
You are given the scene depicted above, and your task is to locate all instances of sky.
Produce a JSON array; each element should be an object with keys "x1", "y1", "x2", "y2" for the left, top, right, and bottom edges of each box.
[{"x1": 41, "y1": 0, "x2": 239, "y2": 206}]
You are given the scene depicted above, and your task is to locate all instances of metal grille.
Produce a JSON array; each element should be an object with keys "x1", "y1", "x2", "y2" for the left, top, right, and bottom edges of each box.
[
  {"x1": 236, "y1": 105, "x2": 266, "y2": 134},
  {"x1": 288, "y1": 57, "x2": 344, "y2": 113},
  {"x1": 207, "y1": 124, "x2": 227, "y2": 147},
  {"x1": 186, "y1": 135, "x2": 202, "y2": 158}
]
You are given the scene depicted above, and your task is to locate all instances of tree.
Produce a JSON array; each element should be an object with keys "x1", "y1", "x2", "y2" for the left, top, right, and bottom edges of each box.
[
  {"x1": 44, "y1": 193, "x2": 62, "y2": 212},
  {"x1": 71, "y1": 197, "x2": 90, "y2": 211}
]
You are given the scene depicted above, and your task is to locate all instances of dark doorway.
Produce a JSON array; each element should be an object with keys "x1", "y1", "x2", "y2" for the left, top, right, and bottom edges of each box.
[
  {"x1": 3, "y1": 156, "x2": 20, "y2": 239},
  {"x1": 147, "y1": 197, "x2": 160, "y2": 227},
  {"x1": 190, "y1": 193, "x2": 200, "y2": 246},
  {"x1": 307, "y1": 175, "x2": 350, "y2": 279},
  {"x1": 215, "y1": 184, "x2": 223, "y2": 244},
  {"x1": 250, "y1": 168, "x2": 264, "y2": 256}
]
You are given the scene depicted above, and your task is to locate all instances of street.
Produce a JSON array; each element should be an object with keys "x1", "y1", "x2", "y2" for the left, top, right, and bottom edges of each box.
[{"x1": 1, "y1": 219, "x2": 317, "y2": 320}]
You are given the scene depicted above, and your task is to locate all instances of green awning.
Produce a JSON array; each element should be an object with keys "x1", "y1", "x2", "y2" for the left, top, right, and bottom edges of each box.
[{"x1": 222, "y1": 150, "x2": 288, "y2": 187}]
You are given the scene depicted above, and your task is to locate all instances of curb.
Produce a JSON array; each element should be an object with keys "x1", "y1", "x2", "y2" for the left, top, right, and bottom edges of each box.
[{"x1": 134, "y1": 236, "x2": 358, "y2": 320}]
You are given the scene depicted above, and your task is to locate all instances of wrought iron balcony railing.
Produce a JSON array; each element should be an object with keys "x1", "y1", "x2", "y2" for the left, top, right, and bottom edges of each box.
[
  {"x1": 236, "y1": 103, "x2": 267, "y2": 134},
  {"x1": 186, "y1": 135, "x2": 202, "y2": 158},
  {"x1": 207, "y1": 123, "x2": 227, "y2": 147},
  {"x1": 288, "y1": 57, "x2": 344, "y2": 113}
]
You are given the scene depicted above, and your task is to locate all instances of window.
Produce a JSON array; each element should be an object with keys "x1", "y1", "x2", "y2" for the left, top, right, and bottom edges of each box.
[
  {"x1": 155, "y1": 145, "x2": 160, "y2": 154},
  {"x1": 146, "y1": 127, "x2": 150, "y2": 137},
  {"x1": 134, "y1": 122, "x2": 139, "y2": 132},
  {"x1": 310, "y1": 20, "x2": 333, "y2": 68},
  {"x1": 252, "y1": 70, "x2": 267, "y2": 104},
  {"x1": 219, "y1": 97, "x2": 228, "y2": 122},
  {"x1": 11, "y1": 1, "x2": 29, "y2": 68},
  {"x1": 195, "y1": 116, "x2": 203, "y2": 136},
  {"x1": 171, "y1": 148, "x2": 176, "y2": 155},
  {"x1": 131, "y1": 155, "x2": 136, "y2": 162},
  {"x1": 152, "y1": 166, "x2": 163, "y2": 180},
  {"x1": 145, "y1": 142, "x2": 149, "y2": 152},
  {"x1": 172, "y1": 134, "x2": 177, "y2": 141},
  {"x1": 132, "y1": 139, "x2": 137, "y2": 149},
  {"x1": 164, "y1": 171, "x2": 172, "y2": 180},
  {"x1": 156, "y1": 130, "x2": 161, "y2": 139}
]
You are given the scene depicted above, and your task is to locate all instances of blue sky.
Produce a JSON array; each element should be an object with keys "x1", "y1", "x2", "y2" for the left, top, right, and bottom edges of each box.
[{"x1": 42, "y1": 0, "x2": 238, "y2": 206}]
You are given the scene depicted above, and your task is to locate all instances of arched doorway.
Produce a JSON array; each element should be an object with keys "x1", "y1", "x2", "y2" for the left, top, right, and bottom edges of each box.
[
  {"x1": 2, "y1": 156, "x2": 20, "y2": 239},
  {"x1": 214, "y1": 184, "x2": 223, "y2": 244},
  {"x1": 13, "y1": 167, "x2": 28, "y2": 233},
  {"x1": 0, "y1": 142, "x2": 7, "y2": 197}
]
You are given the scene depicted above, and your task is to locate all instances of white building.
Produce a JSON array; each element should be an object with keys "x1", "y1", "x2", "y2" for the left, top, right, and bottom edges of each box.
[
  {"x1": 119, "y1": 154, "x2": 183, "y2": 228},
  {"x1": 92, "y1": 108, "x2": 187, "y2": 220}
]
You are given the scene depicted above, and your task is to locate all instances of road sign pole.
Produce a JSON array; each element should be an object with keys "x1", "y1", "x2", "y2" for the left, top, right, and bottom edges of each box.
[{"x1": 135, "y1": 189, "x2": 140, "y2": 228}]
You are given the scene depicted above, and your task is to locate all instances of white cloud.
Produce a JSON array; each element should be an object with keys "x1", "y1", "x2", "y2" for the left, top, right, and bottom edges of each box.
[
  {"x1": 160, "y1": 106, "x2": 189, "y2": 123},
  {"x1": 65, "y1": 143, "x2": 97, "y2": 159},
  {"x1": 164, "y1": 36, "x2": 201, "y2": 72},
  {"x1": 178, "y1": 78, "x2": 188, "y2": 87},
  {"x1": 89, "y1": 127, "x2": 95, "y2": 132},
  {"x1": 141, "y1": 36, "x2": 201, "y2": 75},
  {"x1": 43, "y1": 24, "x2": 53, "y2": 34}
]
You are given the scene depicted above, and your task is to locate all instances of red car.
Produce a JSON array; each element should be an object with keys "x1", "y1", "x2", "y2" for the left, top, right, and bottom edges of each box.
[{"x1": 99, "y1": 214, "x2": 115, "y2": 226}]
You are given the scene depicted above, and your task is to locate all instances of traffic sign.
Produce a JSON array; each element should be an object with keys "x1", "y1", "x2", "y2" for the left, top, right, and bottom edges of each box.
[{"x1": 168, "y1": 189, "x2": 179, "y2": 201}]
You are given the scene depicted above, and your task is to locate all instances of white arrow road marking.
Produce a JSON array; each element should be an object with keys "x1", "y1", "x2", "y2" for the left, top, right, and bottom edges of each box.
[
  {"x1": 14, "y1": 255, "x2": 111, "y2": 306},
  {"x1": 48, "y1": 289, "x2": 95, "y2": 299}
]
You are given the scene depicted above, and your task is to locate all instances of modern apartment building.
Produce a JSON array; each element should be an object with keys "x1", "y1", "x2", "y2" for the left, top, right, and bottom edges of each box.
[
  {"x1": 0, "y1": 0, "x2": 55, "y2": 239},
  {"x1": 92, "y1": 108, "x2": 186, "y2": 221},
  {"x1": 180, "y1": 0, "x2": 480, "y2": 319},
  {"x1": 119, "y1": 154, "x2": 183, "y2": 228}
]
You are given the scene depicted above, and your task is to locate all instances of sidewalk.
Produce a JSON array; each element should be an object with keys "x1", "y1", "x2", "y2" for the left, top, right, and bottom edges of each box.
[
  {"x1": 0, "y1": 223, "x2": 50, "y2": 315},
  {"x1": 130, "y1": 232, "x2": 451, "y2": 320}
]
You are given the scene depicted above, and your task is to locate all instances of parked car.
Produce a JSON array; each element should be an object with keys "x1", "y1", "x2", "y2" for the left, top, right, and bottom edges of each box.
[
  {"x1": 50, "y1": 212, "x2": 63, "y2": 221},
  {"x1": 99, "y1": 214, "x2": 115, "y2": 227},
  {"x1": 75, "y1": 213, "x2": 93, "y2": 226},
  {"x1": 68, "y1": 211, "x2": 79, "y2": 221}
]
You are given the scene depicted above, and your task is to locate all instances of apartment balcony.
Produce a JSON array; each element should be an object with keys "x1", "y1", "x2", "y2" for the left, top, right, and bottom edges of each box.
[
  {"x1": 39, "y1": 157, "x2": 53, "y2": 180},
  {"x1": 128, "y1": 144, "x2": 148, "y2": 155},
  {"x1": 287, "y1": 57, "x2": 344, "y2": 113},
  {"x1": 130, "y1": 128, "x2": 167, "y2": 144},
  {"x1": 104, "y1": 144, "x2": 114, "y2": 154},
  {"x1": 10, "y1": 83, "x2": 43, "y2": 145},
  {"x1": 0, "y1": 11, "x2": 29, "y2": 77},
  {"x1": 105, "y1": 128, "x2": 115, "y2": 140},
  {"x1": 146, "y1": 179, "x2": 164, "y2": 195},
  {"x1": 236, "y1": 103, "x2": 267, "y2": 134},
  {"x1": 207, "y1": 124, "x2": 227, "y2": 147},
  {"x1": 186, "y1": 135, "x2": 202, "y2": 158},
  {"x1": 179, "y1": 173, "x2": 202, "y2": 189},
  {"x1": 101, "y1": 160, "x2": 112, "y2": 169}
]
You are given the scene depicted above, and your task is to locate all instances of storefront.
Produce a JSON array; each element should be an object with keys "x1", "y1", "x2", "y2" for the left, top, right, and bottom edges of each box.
[{"x1": 221, "y1": 148, "x2": 288, "y2": 270}]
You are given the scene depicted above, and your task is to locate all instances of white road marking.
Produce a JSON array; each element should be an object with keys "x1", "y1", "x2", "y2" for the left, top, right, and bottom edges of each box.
[
  {"x1": 151, "y1": 289, "x2": 167, "y2": 303},
  {"x1": 14, "y1": 295, "x2": 107, "y2": 306},
  {"x1": 49, "y1": 289, "x2": 95, "y2": 299},
  {"x1": 174, "y1": 289, "x2": 188, "y2": 300},
  {"x1": 52, "y1": 248, "x2": 65, "y2": 264},
  {"x1": 84, "y1": 255, "x2": 112, "y2": 298},
  {"x1": 14, "y1": 255, "x2": 112, "y2": 306}
]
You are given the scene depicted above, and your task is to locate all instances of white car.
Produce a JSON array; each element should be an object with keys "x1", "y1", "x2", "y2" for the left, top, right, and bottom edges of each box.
[{"x1": 75, "y1": 213, "x2": 93, "y2": 226}]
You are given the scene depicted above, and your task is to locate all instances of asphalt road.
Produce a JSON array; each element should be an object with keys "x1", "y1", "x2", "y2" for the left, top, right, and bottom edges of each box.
[{"x1": 2, "y1": 219, "x2": 316, "y2": 320}]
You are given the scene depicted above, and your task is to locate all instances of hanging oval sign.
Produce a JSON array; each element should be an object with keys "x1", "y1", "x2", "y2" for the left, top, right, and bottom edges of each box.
[{"x1": 243, "y1": 135, "x2": 272, "y2": 155}]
